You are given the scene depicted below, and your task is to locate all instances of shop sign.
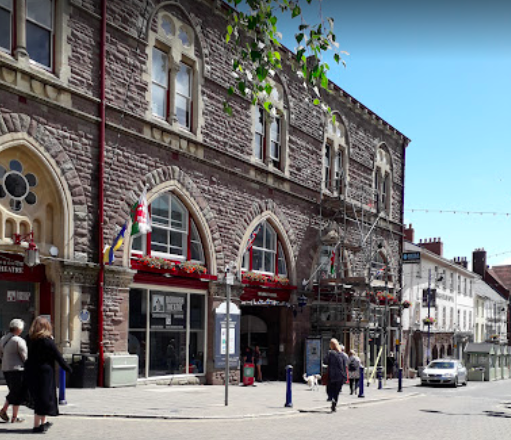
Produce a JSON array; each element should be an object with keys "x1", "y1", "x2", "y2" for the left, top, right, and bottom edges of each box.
[
  {"x1": 0, "y1": 259, "x2": 24, "y2": 274},
  {"x1": 403, "y1": 252, "x2": 421, "y2": 263},
  {"x1": 6, "y1": 291, "x2": 31, "y2": 302}
]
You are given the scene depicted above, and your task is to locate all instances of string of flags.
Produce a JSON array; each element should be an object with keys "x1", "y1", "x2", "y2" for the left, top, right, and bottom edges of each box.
[
  {"x1": 407, "y1": 209, "x2": 511, "y2": 216},
  {"x1": 103, "y1": 189, "x2": 152, "y2": 265}
]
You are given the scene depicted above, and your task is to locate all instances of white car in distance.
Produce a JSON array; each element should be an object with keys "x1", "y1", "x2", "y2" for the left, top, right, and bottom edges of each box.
[{"x1": 421, "y1": 359, "x2": 468, "y2": 387}]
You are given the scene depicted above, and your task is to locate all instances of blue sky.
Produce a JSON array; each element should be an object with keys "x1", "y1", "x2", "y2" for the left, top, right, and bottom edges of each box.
[{"x1": 277, "y1": 0, "x2": 511, "y2": 268}]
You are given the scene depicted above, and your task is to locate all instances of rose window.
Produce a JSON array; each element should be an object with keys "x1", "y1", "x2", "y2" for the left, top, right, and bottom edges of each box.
[{"x1": 0, "y1": 160, "x2": 38, "y2": 212}]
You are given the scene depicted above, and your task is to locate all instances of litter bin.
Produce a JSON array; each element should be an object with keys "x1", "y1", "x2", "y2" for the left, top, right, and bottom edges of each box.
[
  {"x1": 69, "y1": 354, "x2": 98, "y2": 388},
  {"x1": 243, "y1": 363, "x2": 255, "y2": 386}
]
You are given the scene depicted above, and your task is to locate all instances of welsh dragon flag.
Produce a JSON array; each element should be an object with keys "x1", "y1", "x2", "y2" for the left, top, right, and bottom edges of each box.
[
  {"x1": 330, "y1": 249, "x2": 335, "y2": 275},
  {"x1": 131, "y1": 189, "x2": 151, "y2": 237}
]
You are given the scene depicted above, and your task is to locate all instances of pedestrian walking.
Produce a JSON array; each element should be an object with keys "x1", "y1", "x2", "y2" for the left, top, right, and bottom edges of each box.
[
  {"x1": 386, "y1": 352, "x2": 395, "y2": 379},
  {"x1": 24, "y1": 316, "x2": 72, "y2": 433},
  {"x1": 0, "y1": 319, "x2": 28, "y2": 424},
  {"x1": 323, "y1": 338, "x2": 347, "y2": 412},
  {"x1": 348, "y1": 350, "x2": 362, "y2": 395},
  {"x1": 254, "y1": 346, "x2": 263, "y2": 382}
]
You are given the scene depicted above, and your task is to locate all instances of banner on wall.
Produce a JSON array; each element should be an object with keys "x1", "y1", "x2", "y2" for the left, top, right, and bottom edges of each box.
[{"x1": 305, "y1": 337, "x2": 322, "y2": 376}]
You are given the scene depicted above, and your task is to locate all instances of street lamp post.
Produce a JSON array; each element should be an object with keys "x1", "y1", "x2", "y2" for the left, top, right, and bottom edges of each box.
[{"x1": 426, "y1": 269, "x2": 432, "y2": 365}]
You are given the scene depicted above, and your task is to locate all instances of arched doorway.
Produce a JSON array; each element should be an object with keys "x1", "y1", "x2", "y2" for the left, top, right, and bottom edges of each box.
[
  {"x1": 439, "y1": 345, "x2": 445, "y2": 359},
  {"x1": 447, "y1": 344, "x2": 453, "y2": 357},
  {"x1": 241, "y1": 314, "x2": 271, "y2": 378},
  {"x1": 432, "y1": 345, "x2": 439, "y2": 360}
]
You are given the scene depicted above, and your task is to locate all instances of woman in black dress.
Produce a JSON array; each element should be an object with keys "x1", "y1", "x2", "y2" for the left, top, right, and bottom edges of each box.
[
  {"x1": 323, "y1": 338, "x2": 347, "y2": 412},
  {"x1": 24, "y1": 316, "x2": 72, "y2": 433}
]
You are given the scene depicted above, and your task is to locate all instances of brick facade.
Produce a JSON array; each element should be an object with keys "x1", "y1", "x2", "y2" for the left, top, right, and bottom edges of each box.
[{"x1": 0, "y1": 0, "x2": 408, "y2": 383}]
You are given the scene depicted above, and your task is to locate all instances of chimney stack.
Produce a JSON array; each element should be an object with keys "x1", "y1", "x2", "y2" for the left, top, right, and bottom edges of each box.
[
  {"x1": 418, "y1": 237, "x2": 443, "y2": 257},
  {"x1": 472, "y1": 248, "x2": 487, "y2": 276},
  {"x1": 404, "y1": 224, "x2": 415, "y2": 243},
  {"x1": 453, "y1": 257, "x2": 468, "y2": 269}
]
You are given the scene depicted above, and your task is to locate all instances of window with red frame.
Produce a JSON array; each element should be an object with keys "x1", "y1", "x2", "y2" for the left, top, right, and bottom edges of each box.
[
  {"x1": 241, "y1": 221, "x2": 287, "y2": 276},
  {"x1": 131, "y1": 193, "x2": 205, "y2": 263}
]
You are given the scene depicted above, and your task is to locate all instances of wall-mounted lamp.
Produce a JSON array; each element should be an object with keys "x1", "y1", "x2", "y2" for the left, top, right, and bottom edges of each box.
[{"x1": 12, "y1": 230, "x2": 40, "y2": 267}]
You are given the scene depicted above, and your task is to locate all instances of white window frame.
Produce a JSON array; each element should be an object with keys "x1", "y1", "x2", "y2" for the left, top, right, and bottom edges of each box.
[
  {"x1": 176, "y1": 62, "x2": 193, "y2": 130},
  {"x1": 269, "y1": 116, "x2": 281, "y2": 163},
  {"x1": 26, "y1": 0, "x2": 54, "y2": 70},
  {"x1": 151, "y1": 194, "x2": 188, "y2": 259},
  {"x1": 129, "y1": 285, "x2": 208, "y2": 379},
  {"x1": 151, "y1": 47, "x2": 168, "y2": 119},
  {"x1": 254, "y1": 106, "x2": 265, "y2": 161},
  {"x1": 0, "y1": 0, "x2": 12, "y2": 54},
  {"x1": 324, "y1": 143, "x2": 331, "y2": 188}
]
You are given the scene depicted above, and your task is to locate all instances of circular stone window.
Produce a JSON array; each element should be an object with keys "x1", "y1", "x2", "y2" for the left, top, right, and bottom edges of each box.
[{"x1": 0, "y1": 161, "x2": 38, "y2": 212}]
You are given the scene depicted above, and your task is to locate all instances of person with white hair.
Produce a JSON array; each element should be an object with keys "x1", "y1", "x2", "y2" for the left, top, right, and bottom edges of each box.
[{"x1": 0, "y1": 318, "x2": 28, "y2": 423}]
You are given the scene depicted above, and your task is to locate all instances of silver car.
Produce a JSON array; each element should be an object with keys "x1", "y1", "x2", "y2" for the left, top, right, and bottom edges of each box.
[{"x1": 421, "y1": 359, "x2": 468, "y2": 387}]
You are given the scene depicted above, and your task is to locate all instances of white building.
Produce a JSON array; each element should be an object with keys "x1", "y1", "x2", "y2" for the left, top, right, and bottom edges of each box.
[
  {"x1": 402, "y1": 239, "x2": 478, "y2": 372},
  {"x1": 474, "y1": 279, "x2": 508, "y2": 344}
]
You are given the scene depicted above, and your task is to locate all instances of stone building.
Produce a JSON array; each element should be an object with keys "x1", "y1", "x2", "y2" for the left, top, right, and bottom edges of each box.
[{"x1": 0, "y1": 0, "x2": 408, "y2": 384}]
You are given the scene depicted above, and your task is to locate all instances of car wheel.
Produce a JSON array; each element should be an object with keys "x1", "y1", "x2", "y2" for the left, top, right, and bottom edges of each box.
[{"x1": 452, "y1": 377, "x2": 459, "y2": 388}]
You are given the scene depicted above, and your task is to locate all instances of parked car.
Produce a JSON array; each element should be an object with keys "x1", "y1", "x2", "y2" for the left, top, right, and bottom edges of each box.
[{"x1": 420, "y1": 359, "x2": 468, "y2": 387}]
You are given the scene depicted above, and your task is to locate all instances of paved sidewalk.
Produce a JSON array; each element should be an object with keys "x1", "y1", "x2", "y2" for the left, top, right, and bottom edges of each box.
[{"x1": 1, "y1": 378, "x2": 420, "y2": 421}]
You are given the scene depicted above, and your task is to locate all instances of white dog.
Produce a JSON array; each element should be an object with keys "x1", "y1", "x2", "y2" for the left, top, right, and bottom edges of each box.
[{"x1": 303, "y1": 373, "x2": 321, "y2": 391}]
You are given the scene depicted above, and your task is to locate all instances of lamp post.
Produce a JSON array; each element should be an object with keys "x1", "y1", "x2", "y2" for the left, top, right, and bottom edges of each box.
[{"x1": 426, "y1": 269, "x2": 431, "y2": 365}]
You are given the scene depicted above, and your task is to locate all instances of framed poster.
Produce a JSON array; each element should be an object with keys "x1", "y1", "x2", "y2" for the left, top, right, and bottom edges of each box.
[{"x1": 305, "y1": 337, "x2": 322, "y2": 376}]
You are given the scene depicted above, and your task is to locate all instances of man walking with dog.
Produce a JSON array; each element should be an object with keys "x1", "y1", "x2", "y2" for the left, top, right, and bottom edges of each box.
[{"x1": 323, "y1": 338, "x2": 347, "y2": 412}]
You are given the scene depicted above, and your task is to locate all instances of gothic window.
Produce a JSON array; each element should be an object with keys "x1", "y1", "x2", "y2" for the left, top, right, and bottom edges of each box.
[
  {"x1": 374, "y1": 145, "x2": 392, "y2": 214},
  {"x1": 324, "y1": 117, "x2": 347, "y2": 195},
  {"x1": 132, "y1": 193, "x2": 205, "y2": 264},
  {"x1": 149, "y1": 12, "x2": 199, "y2": 134},
  {"x1": 242, "y1": 221, "x2": 287, "y2": 276},
  {"x1": 0, "y1": 160, "x2": 38, "y2": 213}
]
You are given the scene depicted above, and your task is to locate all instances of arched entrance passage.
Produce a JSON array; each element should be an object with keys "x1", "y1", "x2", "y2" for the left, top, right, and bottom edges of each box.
[
  {"x1": 240, "y1": 313, "x2": 279, "y2": 380},
  {"x1": 432, "y1": 345, "x2": 439, "y2": 361}
]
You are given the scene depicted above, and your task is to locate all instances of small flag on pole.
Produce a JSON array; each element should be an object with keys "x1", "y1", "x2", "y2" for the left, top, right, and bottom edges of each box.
[
  {"x1": 103, "y1": 222, "x2": 127, "y2": 265},
  {"x1": 330, "y1": 249, "x2": 335, "y2": 275},
  {"x1": 375, "y1": 265, "x2": 386, "y2": 279},
  {"x1": 245, "y1": 224, "x2": 262, "y2": 254},
  {"x1": 131, "y1": 189, "x2": 152, "y2": 237}
]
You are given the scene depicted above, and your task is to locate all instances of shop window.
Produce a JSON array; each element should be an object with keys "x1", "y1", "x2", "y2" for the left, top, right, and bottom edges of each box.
[
  {"x1": 242, "y1": 221, "x2": 287, "y2": 276},
  {"x1": 128, "y1": 288, "x2": 206, "y2": 378},
  {"x1": 131, "y1": 192, "x2": 205, "y2": 264}
]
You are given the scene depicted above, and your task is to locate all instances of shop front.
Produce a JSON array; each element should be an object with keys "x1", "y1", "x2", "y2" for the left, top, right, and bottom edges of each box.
[{"x1": 0, "y1": 252, "x2": 51, "y2": 382}]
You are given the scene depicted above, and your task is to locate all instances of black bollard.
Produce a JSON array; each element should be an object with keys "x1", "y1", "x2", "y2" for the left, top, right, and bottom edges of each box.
[
  {"x1": 59, "y1": 367, "x2": 67, "y2": 405},
  {"x1": 377, "y1": 366, "x2": 383, "y2": 390},
  {"x1": 398, "y1": 367, "x2": 403, "y2": 392},
  {"x1": 358, "y1": 365, "x2": 365, "y2": 398},
  {"x1": 284, "y1": 365, "x2": 293, "y2": 408}
]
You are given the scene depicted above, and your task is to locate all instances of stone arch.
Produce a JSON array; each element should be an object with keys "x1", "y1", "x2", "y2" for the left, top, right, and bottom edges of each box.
[
  {"x1": 374, "y1": 141, "x2": 394, "y2": 175},
  {"x1": 327, "y1": 111, "x2": 352, "y2": 158},
  {"x1": 120, "y1": 165, "x2": 221, "y2": 275},
  {"x1": 235, "y1": 201, "x2": 297, "y2": 284},
  {"x1": 0, "y1": 114, "x2": 83, "y2": 259}
]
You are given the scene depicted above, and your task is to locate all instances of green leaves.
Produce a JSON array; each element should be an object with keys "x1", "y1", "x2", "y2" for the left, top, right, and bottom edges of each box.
[{"x1": 223, "y1": 0, "x2": 347, "y2": 117}]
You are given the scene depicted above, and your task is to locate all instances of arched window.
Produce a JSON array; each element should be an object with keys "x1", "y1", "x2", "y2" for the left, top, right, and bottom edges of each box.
[
  {"x1": 374, "y1": 145, "x2": 392, "y2": 214},
  {"x1": 242, "y1": 221, "x2": 287, "y2": 276},
  {"x1": 132, "y1": 193, "x2": 205, "y2": 263},
  {"x1": 323, "y1": 116, "x2": 347, "y2": 195}
]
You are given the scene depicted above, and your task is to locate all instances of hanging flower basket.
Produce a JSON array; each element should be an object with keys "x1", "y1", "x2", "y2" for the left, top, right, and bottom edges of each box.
[
  {"x1": 423, "y1": 317, "x2": 436, "y2": 325},
  {"x1": 402, "y1": 300, "x2": 412, "y2": 309},
  {"x1": 134, "y1": 256, "x2": 207, "y2": 276}
]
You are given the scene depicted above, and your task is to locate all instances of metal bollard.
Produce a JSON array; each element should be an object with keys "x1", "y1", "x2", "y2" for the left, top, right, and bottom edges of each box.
[
  {"x1": 58, "y1": 367, "x2": 67, "y2": 405},
  {"x1": 284, "y1": 365, "x2": 293, "y2": 408},
  {"x1": 377, "y1": 366, "x2": 383, "y2": 390},
  {"x1": 398, "y1": 367, "x2": 403, "y2": 392},
  {"x1": 358, "y1": 366, "x2": 365, "y2": 398}
]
